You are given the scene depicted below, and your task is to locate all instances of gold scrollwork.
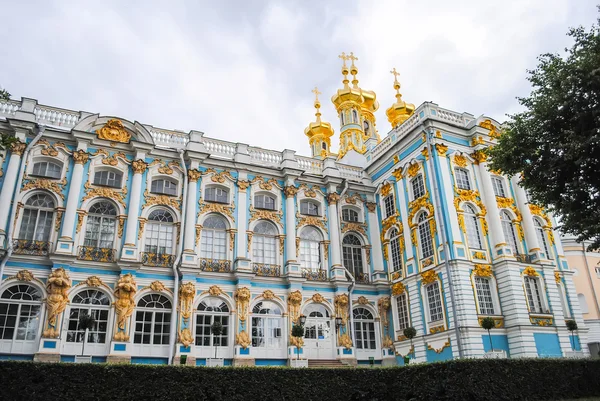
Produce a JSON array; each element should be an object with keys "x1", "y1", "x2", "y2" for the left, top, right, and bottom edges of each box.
[
  {"x1": 366, "y1": 202, "x2": 376, "y2": 213},
  {"x1": 407, "y1": 163, "x2": 420, "y2": 178},
  {"x1": 251, "y1": 176, "x2": 279, "y2": 191},
  {"x1": 279, "y1": 235, "x2": 285, "y2": 255},
  {"x1": 113, "y1": 273, "x2": 137, "y2": 342},
  {"x1": 453, "y1": 154, "x2": 467, "y2": 167},
  {"x1": 138, "y1": 217, "x2": 147, "y2": 240},
  {"x1": 523, "y1": 266, "x2": 539, "y2": 277},
  {"x1": 283, "y1": 185, "x2": 298, "y2": 198},
  {"x1": 187, "y1": 169, "x2": 201, "y2": 182},
  {"x1": 16, "y1": 270, "x2": 34, "y2": 282},
  {"x1": 237, "y1": 180, "x2": 250, "y2": 192},
  {"x1": 357, "y1": 296, "x2": 369, "y2": 305},
  {"x1": 326, "y1": 192, "x2": 340, "y2": 205},
  {"x1": 392, "y1": 167, "x2": 403, "y2": 180},
  {"x1": 341, "y1": 222, "x2": 367, "y2": 237},
  {"x1": 86, "y1": 276, "x2": 103, "y2": 287},
  {"x1": 54, "y1": 208, "x2": 64, "y2": 232},
  {"x1": 296, "y1": 212, "x2": 328, "y2": 233},
  {"x1": 435, "y1": 143, "x2": 448, "y2": 156},
  {"x1": 198, "y1": 199, "x2": 235, "y2": 222},
  {"x1": 10, "y1": 141, "x2": 27, "y2": 156},
  {"x1": 312, "y1": 293, "x2": 325, "y2": 304},
  {"x1": 248, "y1": 205, "x2": 283, "y2": 227},
  {"x1": 478, "y1": 316, "x2": 504, "y2": 328},
  {"x1": 554, "y1": 271, "x2": 561, "y2": 284},
  {"x1": 131, "y1": 159, "x2": 148, "y2": 174},
  {"x1": 236, "y1": 330, "x2": 251, "y2": 349},
  {"x1": 288, "y1": 290, "x2": 302, "y2": 324},
  {"x1": 392, "y1": 282, "x2": 405, "y2": 296},
  {"x1": 380, "y1": 182, "x2": 392, "y2": 197},
  {"x1": 195, "y1": 224, "x2": 202, "y2": 246},
  {"x1": 96, "y1": 119, "x2": 131, "y2": 143},
  {"x1": 473, "y1": 264, "x2": 492, "y2": 277},
  {"x1": 421, "y1": 270, "x2": 438, "y2": 285},
  {"x1": 378, "y1": 297, "x2": 391, "y2": 329},
  {"x1": 479, "y1": 119, "x2": 499, "y2": 139},
  {"x1": 117, "y1": 215, "x2": 126, "y2": 238},
  {"x1": 246, "y1": 231, "x2": 253, "y2": 252},
  {"x1": 42, "y1": 268, "x2": 71, "y2": 338},
  {"x1": 178, "y1": 282, "x2": 195, "y2": 347},
  {"x1": 21, "y1": 178, "x2": 67, "y2": 200},
  {"x1": 205, "y1": 168, "x2": 234, "y2": 183},
  {"x1": 76, "y1": 210, "x2": 87, "y2": 234},
  {"x1": 299, "y1": 183, "x2": 318, "y2": 198},
  {"x1": 235, "y1": 287, "x2": 251, "y2": 324},
  {"x1": 143, "y1": 189, "x2": 182, "y2": 210},
  {"x1": 471, "y1": 149, "x2": 487, "y2": 164},
  {"x1": 72, "y1": 150, "x2": 90, "y2": 164},
  {"x1": 82, "y1": 181, "x2": 127, "y2": 209}
]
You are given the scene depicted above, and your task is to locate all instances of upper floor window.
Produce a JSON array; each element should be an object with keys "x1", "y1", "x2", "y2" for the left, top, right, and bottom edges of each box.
[
  {"x1": 534, "y1": 218, "x2": 551, "y2": 258},
  {"x1": 253, "y1": 221, "x2": 278, "y2": 265},
  {"x1": 474, "y1": 276, "x2": 495, "y2": 315},
  {"x1": 144, "y1": 209, "x2": 175, "y2": 255},
  {"x1": 150, "y1": 179, "x2": 177, "y2": 196},
  {"x1": 93, "y1": 170, "x2": 122, "y2": 188},
  {"x1": 389, "y1": 228, "x2": 403, "y2": 273},
  {"x1": 383, "y1": 195, "x2": 395, "y2": 219},
  {"x1": 205, "y1": 187, "x2": 228, "y2": 204},
  {"x1": 342, "y1": 208, "x2": 359, "y2": 222},
  {"x1": 396, "y1": 293, "x2": 410, "y2": 332},
  {"x1": 491, "y1": 176, "x2": 506, "y2": 197},
  {"x1": 300, "y1": 200, "x2": 319, "y2": 216},
  {"x1": 417, "y1": 213, "x2": 434, "y2": 259},
  {"x1": 352, "y1": 109, "x2": 358, "y2": 123},
  {"x1": 464, "y1": 204, "x2": 483, "y2": 250},
  {"x1": 84, "y1": 201, "x2": 117, "y2": 249},
  {"x1": 31, "y1": 161, "x2": 61, "y2": 179},
  {"x1": 500, "y1": 210, "x2": 519, "y2": 255},
  {"x1": 364, "y1": 120, "x2": 370, "y2": 135},
  {"x1": 340, "y1": 111, "x2": 345, "y2": 126},
  {"x1": 455, "y1": 168, "x2": 471, "y2": 190},
  {"x1": 578, "y1": 293, "x2": 589, "y2": 314},
  {"x1": 524, "y1": 276, "x2": 546, "y2": 314},
  {"x1": 322, "y1": 142, "x2": 327, "y2": 150},
  {"x1": 299, "y1": 226, "x2": 322, "y2": 272},
  {"x1": 255, "y1": 194, "x2": 276, "y2": 211},
  {"x1": 18, "y1": 193, "x2": 55, "y2": 242},
  {"x1": 200, "y1": 215, "x2": 227, "y2": 260},
  {"x1": 425, "y1": 281, "x2": 444, "y2": 324},
  {"x1": 411, "y1": 174, "x2": 425, "y2": 200},
  {"x1": 342, "y1": 234, "x2": 364, "y2": 279}
]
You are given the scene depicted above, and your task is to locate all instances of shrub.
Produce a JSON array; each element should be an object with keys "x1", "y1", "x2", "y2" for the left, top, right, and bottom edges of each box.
[{"x1": 2, "y1": 359, "x2": 599, "y2": 400}]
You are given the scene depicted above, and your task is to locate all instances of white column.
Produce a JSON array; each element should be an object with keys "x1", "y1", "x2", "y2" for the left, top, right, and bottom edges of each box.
[
  {"x1": 236, "y1": 174, "x2": 249, "y2": 261},
  {"x1": 366, "y1": 202, "x2": 383, "y2": 270},
  {"x1": 59, "y1": 150, "x2": 88, "y2": 240},
  {"x1": 327, "y1": 193, "x2": 342, "y2": 268},
  {"x1": 511, "y1": 176, "x2": 541, "y2": 256},
  {"x1": 395, "y1": 178, "x2": 414, "y2": 270},
  {"x1": 0, "y1": 142, "x2": 25, "y2": 238},
  {"x1": 184, "y1": 169, "x2": 200, "y2": 252},
  {"x1": 284, "y1": 182, "x2": 297, "y2": 263},
  {"x1": 435, "y1": 151, "x2": 463, "y2": 250},
  {"x1": 123, "y1": 160, "x2": 147, "y2": 247},
  {"x1": 477, "y1": 161, "x2": 511, "y2": 257}
]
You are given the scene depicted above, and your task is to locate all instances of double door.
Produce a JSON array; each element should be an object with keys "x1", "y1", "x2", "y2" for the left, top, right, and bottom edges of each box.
[{"x1": 303, "y1": 317, "x2": 334, "y2": 359}]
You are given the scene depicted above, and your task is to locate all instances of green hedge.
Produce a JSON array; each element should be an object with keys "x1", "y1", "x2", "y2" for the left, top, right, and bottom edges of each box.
[{"x1": 1, "y1": 359, "x2": 599, "y2": 401}]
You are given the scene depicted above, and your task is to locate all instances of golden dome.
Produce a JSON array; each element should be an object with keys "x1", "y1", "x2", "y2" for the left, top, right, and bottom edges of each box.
[
  {"x1": 331, "y1": 52, "x2": 364, "y2": 111},
  {"x1": 305, "y1": 87, "x2": 334, "y2": 140},
  {"x1": 386, "y1": 68, "x2": 415, "y2": 128}
]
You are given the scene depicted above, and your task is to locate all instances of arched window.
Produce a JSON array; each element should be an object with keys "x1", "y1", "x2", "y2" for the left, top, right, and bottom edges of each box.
[
  {"x1": 93, "y1": 170, "x2": 122, "y2": 188},
  {"x1": 454, "y1": 168, "x2": 471, "y2": 190},
  {"x1": 578, "y1": 293, "x2": 589, "y2": 314},
  {"x1": 321, "y1": 142, "x2": 327, "y2": 151},
  {"x1": 352, "y1": 109, "x2": 358, "y2": 123},
  {"x1": 389, "y1": 228, "x2": 403, "y2": 273},
  {"x1": 133, "y1": 294, "x2": 172, "y2": 345},
  {"x1": 0, "y1": 284, "x2": 42, "y2": 343},
  {"x1": 300, "y1": 200, "x2": 319, "y2": 216},
  {"x1": 84, "y1": 201, "x2": 117, "y2": 249},
  {"x1": 464, "y1": 204, "x2": 483, "y2": 250},
  {"x1": 524, "y1": 276, "x2": 545, "y2": 314},
  {"x1": 205, "y1": 187, "x2": 228, "y2": 204},
  {"x1": 195, "y1": 298, "x2": 229, "y2": 347},
  {"x1": 342, "y1": 208, "x2": 359, "y2": 223},
  {"x1": 425, "y1": 281, "x2": 444, "y2": 324},
  {"x1": 304, "y1": 303, "x2": 331, "y2": 340},
  {"x1": 353, "y1": 307, "x2": 376, "y2": 350},
  {"x1": 66, "y1": 289, "x2": 111, "y2": 344},
  {"x1": 411, "y1": 174, "x2": 425, "y2": 200},
  {"x1": 150, "y1": 179, "x2": 177, "y2": 196},
  {"x1": 364, "y1": 120, "x2": 370, "y2": 135},
  {"x1": 299, "y1": 226, "x2": 322, "y2": 273},
  {"x1": 500, "y1": 211, "x2": 519, "y2": 255},
  {"x1": 474, "y1": 276, "x2": 495, "y2": 315},
  {"x1": 342, "y1": 234, "x2": 364, "y2": 279},
  {"x1": 255, "y1": 194, "x2": 276, "y2": 211},
  {"x1": 200, "y1": 215, "x2": 227, "y2": 260},
  {"x1": 18, "y1": 193, "x2": 55, "y2": 242},
  {"x1": 491, "y1": 176, "x2": 506, "y2": 197},
  {"x1": 534, "y1": 219, "x2": 551, "y2": 258},
  {"x1": 417, "y1": 213, "x2": 434, "y2": 259},
  {"x1": 32, "y1": 161, "x2": 62, "y2": 179},
  {"x1": 340, "y1": 111, "x2": 345, "y2": 126},
  {"x1": 396, "y1": 293, "x2": 410, "y2": 332},
  {"x1": 253, "y1": 221, "x2": 277, "y2": 265},
  {"x1": 144, "y1": 209, "x2": 175, "y2": 255},
  {"x1": 251, "y1": 301, "x2": 283, "y2": 348}
]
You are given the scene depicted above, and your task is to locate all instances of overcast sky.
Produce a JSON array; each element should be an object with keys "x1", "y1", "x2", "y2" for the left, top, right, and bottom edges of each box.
[{"x1": 2, "y1": 1, "x2": 598, "y2": 156}]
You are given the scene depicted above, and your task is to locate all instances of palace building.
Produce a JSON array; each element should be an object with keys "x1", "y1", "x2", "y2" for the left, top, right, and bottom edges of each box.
[{"x1": 0, "y1": 54, "x2": 589, "y2": 366}]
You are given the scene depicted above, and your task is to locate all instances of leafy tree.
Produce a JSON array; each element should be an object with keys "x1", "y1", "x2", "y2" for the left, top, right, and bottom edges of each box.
[
  {"x1": 0, "y1": 85, "x2": 17, "y2": 151},
  {"x1": 210, "y1": 321, "x2": 224, "y2": 359},
  {"x1": 0, "y1": 86, "x2": 9, "y2": 101},
  {"x1": 77, "y1": 312, "x2": 96, "y2": 357},
  {"x1": 481, "y1": 317, "x2": 496, "y2": 352},
  {"x1": 487, "y1": 10, "x2": 600, "y2": 249},
  {"x1": 403, "y1": 327, "x2": 416, "y2": 364},
  {"x1": 566, "y1": 320, "x2": 579, "y2": 350},
  {"x1": 291, "y1": 324, "x2": 305, "y2": 360}
]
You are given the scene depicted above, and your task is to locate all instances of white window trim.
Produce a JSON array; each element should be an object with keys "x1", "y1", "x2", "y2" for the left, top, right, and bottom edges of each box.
[
  {"x1": 421, "y1": 279, "x2": 446, "y2": 332},
  {"x1": 471, "y1": 274, "x2": 502, "y2": 316},
  {"x1": 523, "y1": 275, "x2": 550, "y2": 315}
]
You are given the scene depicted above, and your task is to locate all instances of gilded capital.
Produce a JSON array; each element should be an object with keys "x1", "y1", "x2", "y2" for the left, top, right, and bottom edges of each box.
[
  {"x1": 10, "y1": 141, "x2": 26, "y2": 156},
  {"x1": 284, "y1": 185, "x2": 298, "y2": 198},
  {"x1": 392, "y1": 167, "x2": 403, "y2": 181},
  {"x1": 131, "y1": 159, "x2": 148, "y2": 174},
  {"x1": 188, "y1": 169, "x2": 201, "y2": 182},
  {"x1": 435, "y1": 143, "x2": 448, "y2": 156},
  {"x1": 366, "y1": 202, "x2": 376, "y2": 213},
  {"x1": 326, "y1": 192, "x2": 340, "y2": 205},
  {"x1": 72, "y1": 150, "x2": 90, "y2": 165},
  {"x1": 471, "y1": 149, "x2": 487, "y2": 164},
  {"x1": 237, "y1": 180, "x2": 250, "y2": 192}
]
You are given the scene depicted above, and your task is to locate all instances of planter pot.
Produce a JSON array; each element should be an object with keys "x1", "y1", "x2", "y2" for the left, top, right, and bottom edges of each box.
[
  {"x1": 206, "y1": 358, "x2": 224, "y2": 367},
  {"x1": 483, "y1": 350, "x2": 507, "y2": 359},
  {"x1": 290, "y1": 359, "x2": 308, "y2": 368},
  {"x1": 75, "y1": 356, "x2": 92, "y2": 364}
]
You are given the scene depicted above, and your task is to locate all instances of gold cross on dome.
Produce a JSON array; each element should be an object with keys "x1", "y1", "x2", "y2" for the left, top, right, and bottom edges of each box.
[
  {"x1": 311, "y1": 87, "x2": 321, "y2": 102},
  {"x1": 348, "y1": 52, "x2": 358, "y2": 66},
  {"x1": 338, "y1": 52, "x2": 348, "y2": 67},
  {"x1": 390, "y1": 67, "x2": 400, "y2": 80}
]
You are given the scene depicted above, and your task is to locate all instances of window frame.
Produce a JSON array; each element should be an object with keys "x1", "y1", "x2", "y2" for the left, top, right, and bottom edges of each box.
[
  {"x1": 454, "y1": 167, "x2": 471, "y2": 190},
  {"x1": 383, "y1": 195, "x2": 395, "y2": 219},
  {"x1": 144, "y1": 209, "x2": 176, "y2": 255},
  {"x1": 150, "y1": 178, "x2": 178, "y2": 196},
  {"x1": 133, "y1": 294, "x2": 172, "y2": 345},
  {"x1": 200, "y1": 215, "x2": 228, "y2": 260},
  {"x1": 254, "y1": 194, "x2": 276, "y2": 211},
  {"x1": 523, "y1": 276, "x2": 547, "y2": 314},
  {"x1": 424, "y1": 281, "x2": 444, "y2": 326},
  {"x1": 84, "y1": 201, "x2": 118, "y2": 249},
  {"x1": 31, "y1": 161, "x2": 62, "y2": 179},
  {"x1": 93, "y1": 169, "x2": 123, "y2": 189},
  {"x1": 500, "y1": 210, "x2": 520, "y2": 255},
  {"x1": 300, "y1": 200, "x2": 320, "y2": 217},
  {"x1": 18, "y1": 193, "x2": 55, "y2": 242},
  {"x1": 252, "y1": 221, "x2": 278, "y2": 265},
  {"x1": 473, "y1": 276, "x2": 496, "y2": 316},
  {"x1": 417, "y1": 212, "x2": 434, "y2": 260},
  {"x1": 342, "y1": 208, "x2": 360, "y2": 223},
  {"x1": 205, "y1": 186, "x2": 229, "y2": 204},
  {"x1": 342, "y1": 234, "x2": 364, "y2": 279},
  {"x1": 388, "y1": 228, "x2": 403, "y2": 273},
  {"x1": 66, "y1": 289, "x2": 111, "y2": 345},
  {"x1": 195, "y1": 297, "x2": 230, "y2": 347},
  {"x1": 353, "y1": 307, "x2": 377, "y2": 350},
  {"x1": 0, "y1": 284, "x2": 43, "y2": 343},
  {"x1": 411, "y1": 174, "x2": 426, "y2": 200},
  {"x1": 463, "y1": 204, "x2": 484, "y2": 250},
  {"x1": 534, "y1": 218, "x2": 552, "y2": 259},
  {"x1": 395, "y1": 293, "x2": 410, "y2": 333},
  {"x1": 299, "y1": 226, "x2": 323, "y2": 273},
  {"x1": 491, "y1": 176, "x2": 506, "y2": 198}
]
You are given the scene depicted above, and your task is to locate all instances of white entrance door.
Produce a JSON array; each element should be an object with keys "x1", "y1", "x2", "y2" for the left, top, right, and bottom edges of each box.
[{"x1": 302, "y1": 303, "x2": 334, "y2": 360}]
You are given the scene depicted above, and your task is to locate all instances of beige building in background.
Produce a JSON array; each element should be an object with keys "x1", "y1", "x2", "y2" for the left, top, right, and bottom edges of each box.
[{"x1": 562, "y1": 234, "x2": 600, "y2": 354}]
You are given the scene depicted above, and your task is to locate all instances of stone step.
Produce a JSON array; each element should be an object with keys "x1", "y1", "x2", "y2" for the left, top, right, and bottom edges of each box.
[{"x1": 307, "y1": 359, "x2": 349, "y2": 368}]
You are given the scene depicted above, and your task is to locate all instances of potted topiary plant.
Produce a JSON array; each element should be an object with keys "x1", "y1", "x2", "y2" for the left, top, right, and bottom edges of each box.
[
  {"x1": 481, "y1": 317, "x2": 496, "y2": 352},
  {"x1": 207, "y1": 321, "x2": 224, "y2": 367},
  {"x1": 290, "y1": 323, "x2": 307, "y2": 368},
  {"x1": 566, "y1": 320, "x2": 579, "y2": 353},
  {"x1": 403, "y1": 327, "x2": 416, "y2": 365},
  {"x1": 75, "y1": 312, "x2": 96, "y2": 363}
]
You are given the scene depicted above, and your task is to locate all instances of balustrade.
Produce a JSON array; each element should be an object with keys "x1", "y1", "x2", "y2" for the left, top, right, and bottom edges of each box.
[
  {"x1": 199, "y1": 258, "x2": 231, "y2": 273},
  {"x1": 252, "y1": 263, "x2": 281, "y2": 277},
  {"x1": 141, "y1": 252, "x2": 175, "y2": 268},
  {"x1": 77, "y1": 246, "x2": 116, "y2": 262},
  {"x1": 12, "y1": 239, "x2": 51, "y2": 256}
]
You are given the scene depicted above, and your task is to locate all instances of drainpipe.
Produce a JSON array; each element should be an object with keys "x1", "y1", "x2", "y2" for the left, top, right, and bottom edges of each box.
[
  {"x1": 0, "y1": 125, "x2": 45, "y2": 283},
  {"x1": 582, "y1": 242, "x2": 600, "y2": 317},
  {"x1": 336, "y1": 180, "x2": 356, "y2": 339},
  {"x1": 424, "y1": 130, "x2": 464, "y2": 358},
  {"x1": 167, "y1": 149, "x2": 188, "y2": 364}
]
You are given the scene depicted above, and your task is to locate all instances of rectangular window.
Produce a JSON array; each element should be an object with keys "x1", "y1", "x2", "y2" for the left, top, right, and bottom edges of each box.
[
  {"x1": 32, "y1": 162, "x2": 61, "y2": 179},
  {"x1": 300, "y1": 201, "x2": 319, "y2": 216},
  {"x1": 524, "y1": 277, "x2": 544, "y2": 314},
  {"x1": 255, "y1": 195, "x2": 275, "y2": 210},
  {"x1": 151, "y1": 179, "x2": 177, "y2": 196},
  {"x1": 200, "y1": 230, "x2": 227, "y2": 260},
  {"x1": 474, "y1": 277, "x2": 495, "y2": 315},
  {"x1": 455, "y1": 168, "x2": 471, "y2": 190},
  {"x1": 396, "y1": 293, "x2": 410, "y2": 332},
  {"x1": 383, "y1": 196, "x2": 395, "y2": 219},
  {"x1": 144, "y1": 223, "x2": 173, "y2": 255},
  {"x1": 342, "y1": 208, "x2": 359, "y2": 222},
  {"x1": 426, "y1": 282, "x2": 444, "y2": 323},
  {"x1": 300, "y1": 240, "x2": 320, "y2": 271},
  {"x1": 0, "y1": 303, "x2": 18, "y2": 340},
  {"x1": 491, "y1": 176, "x2": 506, "y2": 197},
  {"x1": 411, "y1": 175, "x2": 425, "y2": 200},
  {"x1": 205, "y1": 187, "x2": 228, "y2": 204},
  {"x1": 93, "y1": 170, "x2": 122, "y2": 188},
  {"x1": 419, "y1": 222, "x2": 434, "y2": 259}
]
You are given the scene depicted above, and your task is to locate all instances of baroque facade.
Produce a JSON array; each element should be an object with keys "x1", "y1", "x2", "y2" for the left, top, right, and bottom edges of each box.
[{"x1": 0, "y1": 55, "x2": 588, "y2": 366}]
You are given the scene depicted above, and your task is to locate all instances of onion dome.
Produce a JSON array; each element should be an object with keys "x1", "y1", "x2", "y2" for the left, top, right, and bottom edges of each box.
[
  {"x1": 304, "y1": 87, "x2": 334, "y2": 158},
  {"x1": 386, "y1": 68, "x2": 415, "y2": 128}
]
